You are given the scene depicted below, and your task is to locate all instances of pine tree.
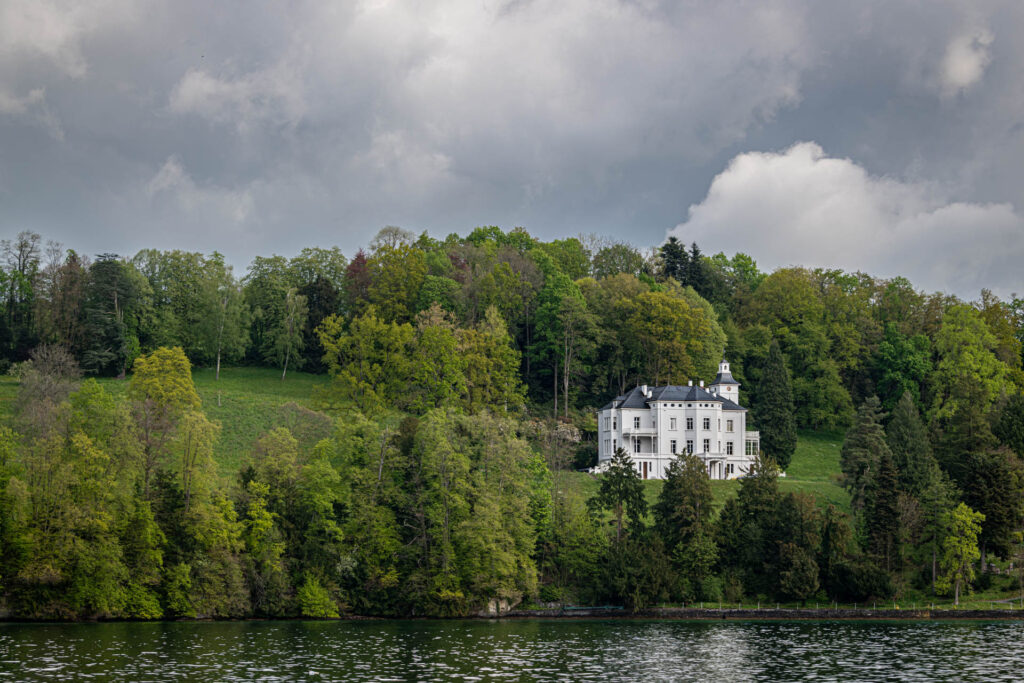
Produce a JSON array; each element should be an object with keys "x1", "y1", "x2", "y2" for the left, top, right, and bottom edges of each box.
[
  {"x1": 659, "y1": 236, "x2": 688, "y2": 283},
  {"x1": 653, "y1": 454, "x2": 712, "y2": 553},
  {"x1": 589, "y1": 449, "x2": 647, "y2": 544},
  {"x1": 886, "y1": 391, "x2": 938, "y2": 496},
  {"x1": 840, "y1": 396, "x2": 890, "y2": 513},
  {"x1": 994, "y1": 393, "x2": 1024, "y2": 458},
  {"x1": 867, "y1": 452, "x2": 901, "y2": 573},
  {"x1": 757, "y1": 339, "x2": 797, "y2": 469}
]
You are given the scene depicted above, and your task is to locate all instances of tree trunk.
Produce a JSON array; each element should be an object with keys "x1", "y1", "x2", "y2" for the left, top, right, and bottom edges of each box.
[
  {"x1": 552, "y1": 361, "x2": 558, "y2": 419},
  {"x1": 932, "y1": 545, "x2": 937, "y2": 593},
  {"x1": 282, "y1": 348, "x2": 289, "y2": 381}
]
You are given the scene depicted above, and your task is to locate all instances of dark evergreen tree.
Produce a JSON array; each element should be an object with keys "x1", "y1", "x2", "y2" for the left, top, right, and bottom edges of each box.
[
  {"x1": 840, "y1": 396, "x2": 891, "y2": 513},
  {"x1": 866, "y1": 452, "x2": 901, "y2": 573},
  {"x1": 659, "y1": 236, "x2": 688, "y2": 284},
  {"x1": 994, "y1": 393, "x2": 1024, "y2": 458},
  {"x1": 81, "y1": 255, "x2": 145, "y2": 377},
  {"x1": 961, "y1": 448, "x2": 1024, "y2": 566},
  {"x1": 589, "y1": 448, "x2": 647, "y2": 544},
  {"x1": 653, "y1": 454, "x2": 712, "y2": 553},
  {"x1": 757, "y1": 339, "x2": 797, "y2": 469},
  {"x1": 687, "y1": 242, "x2": 705, "y2": 294},
  {"x1": 886, "y1": 391, "x2": 938, "y2": 496},
  {"x1": 936, "y1": 381, "x2": 998, "y2": 485}
]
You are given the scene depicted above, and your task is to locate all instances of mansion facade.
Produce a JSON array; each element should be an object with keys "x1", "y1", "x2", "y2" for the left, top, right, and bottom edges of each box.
[{"x1": 596, "y1": 360, "x2": 760, "y2": 480}]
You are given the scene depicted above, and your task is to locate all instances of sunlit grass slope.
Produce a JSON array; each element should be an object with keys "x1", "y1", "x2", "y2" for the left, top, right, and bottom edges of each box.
[
  {"x1": 0, "y1": 367, "x2": 330, "y2": 480},
  {"x1": 566, "y1": 430, "x2": 850, "y2": 516}
]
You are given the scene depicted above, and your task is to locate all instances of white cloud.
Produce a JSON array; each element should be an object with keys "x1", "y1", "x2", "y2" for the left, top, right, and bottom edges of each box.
[
  {"x1": 669, "y1": 142, "x2": 1024, "y2": 297},
  {"x1": 168, "y1": 65, "x2": 306, "y2": 133},
  {"x1": 940, "y1": 28, "x2": 994, "y2": 95},
  {"x1": 147, "y1": 156, "x2": 254, "y2": 225}
]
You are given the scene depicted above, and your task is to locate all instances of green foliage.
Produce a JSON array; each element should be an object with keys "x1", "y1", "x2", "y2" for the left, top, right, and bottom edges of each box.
[
  {"x1": 840, "y1": 397, "x2": 890, "y2": 513},
  {"x1": 757, "y1": 340, "x2": 797, "y2": 469},
  {"x1": 589, "y1": 449, "x2": 647, "y2": 544},
  {"x1": 296, "y1": 574, "x2": 339, "y2": 618},
  {"x1": 936, "y1": 503, "x2": 984, "y2": 605}
]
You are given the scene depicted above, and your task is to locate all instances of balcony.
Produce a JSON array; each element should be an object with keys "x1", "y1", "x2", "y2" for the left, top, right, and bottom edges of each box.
[
  {"x1": 622, "y1": 426, "x2": 657, "y2": 436},
  {"x1": 745, "y1": 431, "x2": 760, "y2": 441}
]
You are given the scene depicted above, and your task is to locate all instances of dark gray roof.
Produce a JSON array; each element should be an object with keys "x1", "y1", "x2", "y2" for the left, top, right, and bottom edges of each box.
[
  {"x1": 712, "y1": 367, "x2": 740, "y2": 386},
  {"x1": 599, "y1": 384, "x2": 746, "y2": 411}
]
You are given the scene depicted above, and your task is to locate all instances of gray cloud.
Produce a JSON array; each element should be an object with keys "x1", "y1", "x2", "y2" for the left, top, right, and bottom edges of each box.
[{"x1": 0, "y1": 0, "x2": 1022, "y2": 296}]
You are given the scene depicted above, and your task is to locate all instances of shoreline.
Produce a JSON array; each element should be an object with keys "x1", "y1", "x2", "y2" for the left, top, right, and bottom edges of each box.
[
  {"x1": 4, "y1": 608, "x2": 1024, "y2": 624},
  {"x1": 501, "y1": 607, "x2": 1024, "y2": 621}
]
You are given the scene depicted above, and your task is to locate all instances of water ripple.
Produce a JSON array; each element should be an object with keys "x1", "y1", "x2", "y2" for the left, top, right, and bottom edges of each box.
[{"x1": 1, "y1": 619, "x2": 1022, "y2": 681}]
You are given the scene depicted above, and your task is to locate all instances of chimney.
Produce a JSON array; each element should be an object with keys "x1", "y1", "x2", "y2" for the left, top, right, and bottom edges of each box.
[
  {"x1": 688, "y1": 380, "x2": 692, "y2": 386},
  {"x1": 699, "y1": 380, "x2": 704, "y2": 388},
  {"x1": 641, "y1": 384, "x2": 648, "y2": 396}
]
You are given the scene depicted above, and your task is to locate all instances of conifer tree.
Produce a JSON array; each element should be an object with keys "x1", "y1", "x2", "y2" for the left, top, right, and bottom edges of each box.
[
  {"x1": 886, "y1": 391, "x2": 938, "y2": 496},
  {"x1": 867, "y1": 452, "x2": 901, "y2": 573},
  {"x1": 840, "y1": 396, "x2": 890, "y2": 513},
  {"x1": 757, "y1": 339, "x2": 797, "y2": 469},
  {"x1": 653, "y1": 454, "x2": 712, "y2": 553},
  {"x1": 589, "y1": 449, "x2": 647, "y2": 544}
]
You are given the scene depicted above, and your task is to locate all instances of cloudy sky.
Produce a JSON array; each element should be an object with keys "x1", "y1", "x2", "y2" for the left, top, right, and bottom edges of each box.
[{"x1": 1, "y1": 0, "x2": 1022, "y2": 297}]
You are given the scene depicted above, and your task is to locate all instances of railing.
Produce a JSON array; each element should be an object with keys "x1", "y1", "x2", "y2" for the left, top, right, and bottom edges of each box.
[
  {"x1": 621, "y1": 426, "x2": 657, "y2": 435},
  {"x1": 745, "y1": 430, "x2": 760, "y2": 440}
]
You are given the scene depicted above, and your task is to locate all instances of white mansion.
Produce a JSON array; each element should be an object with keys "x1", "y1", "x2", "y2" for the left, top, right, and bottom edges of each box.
[{"x1": 596, "y1": 360, "x2": 760, "y2": 480}]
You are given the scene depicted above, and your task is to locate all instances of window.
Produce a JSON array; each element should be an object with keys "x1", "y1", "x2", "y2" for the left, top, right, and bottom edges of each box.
[
  {"x1": 670, "y1": 417, "x2": 677, "y2": 430},
  {"x1": 726, "y1": 442, "x2": 734, "y2": 455},
  {"x1": 634, "y1": 416, "x2": 641, "y2": 429},
  {"x1": 727, "y1": 419, "x2": 734, "y2": 432},
  {"x1": 703, "y1": 417, "x2": 710, "y2": 430},
  {"x1": 718, "y1": 441, "x2": 721, "y2": 452},
  {"x1": 604, "y1": 417, "x2": 610, "y2": 430},
  {"x1": 613, "y1": 418, "x2": 617, "y2": 430},
  {"x1": 726, "y1": 464, "x2": 734, "y2": 475},
  {"x1": 613, "y1": 438, "x2": 617, "y2": 451},
  {"x1": 703, "y1": 439, "x2": 710, "y2": 453},
  {"x1": 718, "y1": 419, "x2": 721, "y2": 431},
  {"x1": 670, "y1": 440, "x2": 677, "y2": 454},
  {"x1": 686, "y1": 417, "x2": 694, "y2": 430},
  {"x1": 746, "y1": 441, "x2": 758, "y2": 456},
  {"x1": 605, "y1": 439, "x2": 610, "y2": 454},
  {"x1": 634, "y1": 439, "x2": 641, "y2": 453},
  {"x1": 686, "y1": 440, "x2": 693, "y2": 454}
]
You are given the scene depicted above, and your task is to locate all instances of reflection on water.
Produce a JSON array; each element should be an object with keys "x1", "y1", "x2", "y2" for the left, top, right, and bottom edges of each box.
[{"x1": 0, "y1": 618, "x2": 1021, "y2": 681}]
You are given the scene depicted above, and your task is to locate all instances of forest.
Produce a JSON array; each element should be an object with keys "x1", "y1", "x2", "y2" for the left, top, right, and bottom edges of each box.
[{"x1": 0, "y1": 225, "x2": 1022, "y2": 618}]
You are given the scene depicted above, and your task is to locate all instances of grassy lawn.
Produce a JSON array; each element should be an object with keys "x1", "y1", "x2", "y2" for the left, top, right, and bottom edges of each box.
[
  {"x1": 0, "y1": 367, "x2": 330, "y2": 480},
  {"x1": 563, "y1": 429, "x2": 850, "y2": 517}
]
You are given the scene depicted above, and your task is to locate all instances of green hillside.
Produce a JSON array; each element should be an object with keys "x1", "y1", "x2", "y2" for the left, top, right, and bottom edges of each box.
[{"x1": 562, "y1": 429, "x2": 849, "y2": 516}]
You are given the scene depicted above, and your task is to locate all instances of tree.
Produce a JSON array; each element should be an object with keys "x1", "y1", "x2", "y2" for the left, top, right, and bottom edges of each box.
[
  {"x1": 757, "y1": 340, "x2": 797, "y2": 469},
  {"x1": 866, "y1": 452, "x2": 901, "y2": 573},
  {"x1": 129, "y1": 346, "x2": 201, "y2": 496},
  {"x1": 931, "y1": 304, "x2": 1012, "y2": 421},
  {"x1": 592, "y1": 242, "x2": 645, "y2": 279},
  {"x1": 653, "y1": 454, "x2": 712, "y2": 553},
  {"x1": 273, "y1": 288, "x2": 308, "y2": 380},
  {"x1": 876, "y1": 324, "x2": 931, "y2": 412},
  {"x1": 936, "y1": 503, "x2": 984, "y2": 606},
  {"x1": 840, "y1": 397, "x2": 890, "y2": 513},
  {"x1": 81, "y1": 255, "x2": 149, "y2": 376},
  {"x1": 659, "y1": 236, "x2": 688, "y2": 283},
  {"x1": 886, "y1": 391, "x2": 938, "y2": 496},
  {"x1": 589, "y1": 449, "x2": 647, "y2": 544},
  {"x1": 994, "y1": 393, "x2": 1024, "y2": 458},
  {"x1": 316, "y1": 309, "x2": 414, "y2": 413},
  {"x1": 198, "y1": 253, "x2": 248, "y2": 379},
  {"x1": 625, "y1": 291, "x2": 710, "y2": 386}
]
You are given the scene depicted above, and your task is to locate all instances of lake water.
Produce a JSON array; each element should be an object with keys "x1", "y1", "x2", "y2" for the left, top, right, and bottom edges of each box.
[{"x1": 1, "y1": 618, "x2": 1022, "y2": 681}]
